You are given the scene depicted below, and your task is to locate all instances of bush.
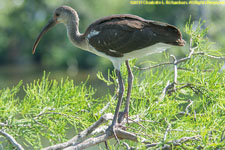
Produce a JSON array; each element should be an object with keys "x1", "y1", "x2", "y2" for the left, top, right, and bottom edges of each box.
[{"x1": 0, "y1": 20, "x2": 225, "y2": 150}]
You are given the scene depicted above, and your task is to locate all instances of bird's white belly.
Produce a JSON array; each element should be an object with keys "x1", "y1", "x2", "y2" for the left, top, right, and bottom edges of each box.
[
  {"x1": 86, "y1": 43, "x2": 170, "y2": 70},
  {"x1": 123, "y1": 43, "x2": 170, "y2": 60}
]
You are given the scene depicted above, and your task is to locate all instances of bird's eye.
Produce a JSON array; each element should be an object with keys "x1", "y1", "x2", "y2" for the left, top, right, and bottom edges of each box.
[{"x1": 56, "y1": 13, "x2": 60, "y2": 17}]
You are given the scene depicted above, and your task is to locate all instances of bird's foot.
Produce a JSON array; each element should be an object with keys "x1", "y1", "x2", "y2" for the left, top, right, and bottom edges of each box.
[
  {"x1": 106, "y1": 111, "x2": 129, "y2": 143},
  {"x1": 118, "y1": 111, "x2": 129, "y2": 124},
  {"x1": 106, "y1": 123, "x2": 120, "y2": 144},
  {"x1": 106, "y1": 118, "x2": 127, "y2": 144}
]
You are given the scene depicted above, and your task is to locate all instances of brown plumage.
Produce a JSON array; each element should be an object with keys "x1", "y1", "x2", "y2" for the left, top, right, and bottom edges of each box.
[
  {"x1": 32, "y1": 6, "x2": 185, "y2": 131},
  {"x1": 85, "y1": 14, "x2": 185, "y2": 57}
]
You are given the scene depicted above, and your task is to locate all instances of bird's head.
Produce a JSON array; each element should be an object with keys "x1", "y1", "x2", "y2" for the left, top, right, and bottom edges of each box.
[{"x1": 32, "y1": 5, "x2": 78, "y2": 54}]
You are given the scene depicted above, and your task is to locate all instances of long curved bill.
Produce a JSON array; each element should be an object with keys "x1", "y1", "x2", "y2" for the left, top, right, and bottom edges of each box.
[{"x1": 32, "y1": 19, "x2": 57, "y2": 54}]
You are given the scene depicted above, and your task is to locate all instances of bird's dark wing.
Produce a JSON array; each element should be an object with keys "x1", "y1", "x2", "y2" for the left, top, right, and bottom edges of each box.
[{"x1": 84, "y1": 14, "x2": 185, "y2": 57}]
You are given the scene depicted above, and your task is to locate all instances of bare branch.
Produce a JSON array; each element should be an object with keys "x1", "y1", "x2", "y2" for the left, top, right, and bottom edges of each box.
[
  {"x1": 194, "y1": 110, "x2": 197, "y2": 121},
  {"x1": 42, "y1": 113, "x2": 113, "y2": 150},
  {"x1": 194, "y1": 52, "x2": 225, "y2": 59},
  {"x1": 221, "y1": 130, "x2": 225, "y2": 142},
  {"x1": 171, "y1": 55, "x2": 178, "y2": 90},
  {"x1": 64, "y1": 129, "x2": 139, "y2": 150},
  {"x1": 0, "y1": 130, "x2": 24, "y2": 150},
  {"x1": 134, "y1": 62, "x2": 172, "y2": 70},
  {"x1": 0, "y1": 122, "x2": 8, "y2": 127},
  {"x1": 177, "y1": 67, "x2": 213, "y2": 72},
  {"x1": 163, "y1": 118, "x2": 171, "y2": 142},
  {"x1": 168, "y1": 129, "x2": 200, "y2": 133},
  {"x1": 123, "y1": 142, "x2": 130, "y2": 150},
  {"x1": 146, "y1": 135, "x2": 201, "y2": 149},
  {"x1": 185, "y1": 100, "x2": 193, "y2": 115},
  {"x1": 159, "y1": 80, "x2": 172, "y2": 101},
  {"x1": 167, "y1": 135, "x2": 201, "y2": 145},
  {"x1": 64, "y1": 133, "x2": 110, "y2": 150},
  {"x1": 123, "y1": 142, "x2": 135, "y2": 150},
  {"x1": 34, "y1": 107, "x2": 75, "y2": 120},
  {"x1": 33, "y1": 108, "x2": 77, "y2": 129}
]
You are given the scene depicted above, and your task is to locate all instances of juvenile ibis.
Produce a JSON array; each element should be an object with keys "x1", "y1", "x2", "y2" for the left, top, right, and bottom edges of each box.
[{"x1": 32, "y1": 6, "x2": 185, "y2": 132}]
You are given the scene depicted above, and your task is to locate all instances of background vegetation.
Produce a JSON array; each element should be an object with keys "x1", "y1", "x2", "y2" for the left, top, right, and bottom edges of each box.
[
  {"x1": 0, "y1": 16, "x2": 225, "y2": 149},
  {"x1": 0, "y1": 0, "x2": 225, "y2": 149}
]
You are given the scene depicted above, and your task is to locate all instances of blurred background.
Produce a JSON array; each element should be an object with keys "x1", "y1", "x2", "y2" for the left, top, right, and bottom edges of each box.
[{"x1": 0, "y1": 0, "x2": 224, "y2": 92}]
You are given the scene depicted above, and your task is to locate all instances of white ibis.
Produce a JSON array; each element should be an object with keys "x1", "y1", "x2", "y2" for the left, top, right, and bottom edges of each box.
[{"x1": 32, "y1": 6, "x2": 185, "y2": 131}]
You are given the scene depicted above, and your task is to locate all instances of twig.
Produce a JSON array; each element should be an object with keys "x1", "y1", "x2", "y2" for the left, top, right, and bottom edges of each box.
[
  {"x1": 194, "y1": 52, "x2": 225, "y2": 59},
  {"x1": 42, "y1": 113, "x2": 113, "y2": 150},
  {"x1": 159, "y1": 80, "x2": 172, "y2": 101},
  {"x1": 146, "y1": 135, "x2": 202, "y2": 149},
  {"x1": 177, "y1": 67, "x2": 213, "y2": 72},
  {"x1": 33, "y1": 118, "x2": 49, "y2": 129},
  {"x1": 123, "y1": 142, "x2": 131, "y2": 150},
  {"x1": 35, "y1": 111, "x2": 73, "y2": 120},
  {"x1": 168, "y1": 129, "x2": 200, "y2": 133},
  {"x1": 64, "y1": 129, "x2": 139, "y2": 150},
  {"x1": 185, "y1": 99, "x2": 193, "y2": 115},
  {"x1": 34, "y1": 108, "x2": 73, "y2": 119},
  {"x1": 194, "y1": 110, "x2": 197, "y2": 121},
  {"x1": 0, "y1": 130, "x2": 24, "y2": 150},
  {"x1": 221, "y1": 130, "x2": 225, "y2": 142},
  {"x1": 127, "y1": 117, "x2": 146, "y2": 130},
  {"x1": 34, "y1": 108, "x2": 76, "y2": 129},
  {"x1": 126, "y1": 126, "x2": 153, "y2": 139},
  {"x1": 163, "y1": 118, "x2": 171, "y2": 142},
  {"x1": 64, "y1": 133, "x2": 110, "y2": 150},
  {"x1": 167, "y1": 135, "x2": 201, "y2": 146},
  {"x1": 123, "y1": 142, "x2": 130, "y2": 149},
  {"x1": 134, "y1": 62, "x2": 172, "y2": 70},
  {"x1": 171, "y1": 55, "x2": 178, "y2": 84},
  {"x1": 0, "y1": 122, "x2": 9, "y2": 127}
]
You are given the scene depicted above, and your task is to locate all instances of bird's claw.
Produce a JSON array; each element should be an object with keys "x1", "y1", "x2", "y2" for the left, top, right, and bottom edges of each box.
[{"x1": 118, "y1": 111, "x2": 129, "y2": 124}]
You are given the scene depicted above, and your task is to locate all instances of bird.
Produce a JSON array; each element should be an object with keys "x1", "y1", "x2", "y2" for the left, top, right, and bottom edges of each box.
[{"x1": 32, "y1": 5, "x2": 185, "y2": 132}]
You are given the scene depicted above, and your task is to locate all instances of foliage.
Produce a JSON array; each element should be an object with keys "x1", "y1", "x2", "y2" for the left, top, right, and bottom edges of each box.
[{"x1": 0, "y1": 20, "x2": 225, "y2": 150}]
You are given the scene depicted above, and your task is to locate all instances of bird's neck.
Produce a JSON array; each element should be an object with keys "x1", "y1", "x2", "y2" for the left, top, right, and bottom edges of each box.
[{"x1": 66, "y1": 19, "x2": 86, "y2": 49}]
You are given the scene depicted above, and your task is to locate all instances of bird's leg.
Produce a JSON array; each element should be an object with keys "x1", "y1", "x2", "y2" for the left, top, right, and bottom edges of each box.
[
  {"x1": 118, "y1": 60, "x2": 133, "y2": 123},
  {"x1": 107, "y1": 69, "x2": 124, "y2": 134},
  {"x1": 112, "y1": 69, "x2": 124, "y2": 125}
]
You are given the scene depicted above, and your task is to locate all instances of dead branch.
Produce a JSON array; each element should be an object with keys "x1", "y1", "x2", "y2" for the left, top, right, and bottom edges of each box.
[
  {"x1": 194, "y1": 52, "x2": 225, "y2": 59},
  {"x1": 43, "y1": 113, "x2": 113, "y2": 150},
  {"x1": 163, "y1": 118, "x2": 171, "y2": 142},
  {"x1": 133, "y1": 62, "x2": 172, "y2": 70},
  {"x1": 64, "y1": 129, "x2": 139, "y2": 150},
  {"x1": 0, "y1": 130, "x2": 24, "y2": 150},
  {"x1": 221, "y1": 130, "x2": 225, "y2": 142},
  {"x1": 185, "y1": 100, "x2": 193, "y2": 115},
  {"x1": 41, "y1": 111, "x2": 204, "y2": 150},
  {"x1": 146, "y1": 135, "x2": 202, "y2": 149},
  {"x1": 0, "y1": 122, "x2": 9, "y2": 127},
  {"x1": 159, "y1": 81, "x2": 172, "y2": 101},
  {"x1": 168, "y1": 129, "x2": 200, "y2": 133}
]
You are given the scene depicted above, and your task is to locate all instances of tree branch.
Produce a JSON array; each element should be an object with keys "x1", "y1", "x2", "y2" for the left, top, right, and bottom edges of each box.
[
  {"x1": 146, "y1": 135, "x2": 201, "y2": 149},
  {"x1": 0, "y1": 130, "x2": 24, "y2": 150},
  {"x1": 42, "y1": 113, "x2": 113, "y2": 150},
  {"x1": 64, "y1": 129, "x2": 139, "y2": 150}
]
